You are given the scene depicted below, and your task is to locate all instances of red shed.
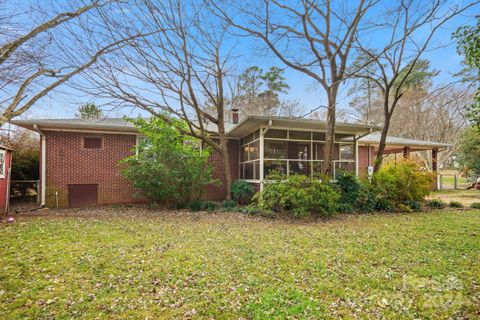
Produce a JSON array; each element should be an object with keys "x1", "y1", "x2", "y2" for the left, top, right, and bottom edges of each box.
[{"x1": 0, "y1": 145, "x2": 12, "y2": 214}]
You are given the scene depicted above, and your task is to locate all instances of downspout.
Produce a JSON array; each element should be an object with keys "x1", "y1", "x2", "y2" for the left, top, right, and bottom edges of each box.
[{"x1": 34, "y1": 124, "x2": 46, "y2": 207}]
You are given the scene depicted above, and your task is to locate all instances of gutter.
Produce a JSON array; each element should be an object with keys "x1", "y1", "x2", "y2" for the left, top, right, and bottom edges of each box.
[{"x1": 33, "y1": 124, "x2": 46, "y2": 207}]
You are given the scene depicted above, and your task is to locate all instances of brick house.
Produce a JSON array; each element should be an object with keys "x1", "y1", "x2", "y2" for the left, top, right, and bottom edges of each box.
[{"x1": 12, "y1": 115, "x2": 449, "y2": 208}]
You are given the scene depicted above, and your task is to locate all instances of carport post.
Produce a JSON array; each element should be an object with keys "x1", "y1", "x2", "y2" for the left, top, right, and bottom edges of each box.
[{"x1": 432, "y1": 148, "x2": 439, "y2": 190}]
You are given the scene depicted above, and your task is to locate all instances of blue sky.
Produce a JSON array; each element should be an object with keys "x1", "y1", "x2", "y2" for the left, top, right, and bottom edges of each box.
[{"x1": 16, "y1": 1, "x2": 479, "y2": 121}]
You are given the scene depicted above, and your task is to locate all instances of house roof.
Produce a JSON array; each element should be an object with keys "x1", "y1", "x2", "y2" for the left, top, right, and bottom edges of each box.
[
  {"x1": 227, "y1": 116, "x2": 381, "y2": 138},
  {"x1": 358, "y1": 132, "x2": 451, "y2": 149},
  {"x1": 11, "y1": 117, "x2": 235, "y2": 135},
  {"x1": 11, "y1": 116, "x2": 451, "y2": 150},
  {"x1": 11, "y1": 118, "x2": 138, "y2": 133}
]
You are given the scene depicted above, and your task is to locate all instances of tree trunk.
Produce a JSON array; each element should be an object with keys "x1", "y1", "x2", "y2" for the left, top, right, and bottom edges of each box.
[
  {"x1": 323, "y1": 93, "x2": 336, "y2": 177},
  {"x1": 373, "y1": 113, "x2": 391, "y2": 173},
  {"x1": 219, "y1": 134, "x2": 232, "y2": 200}
]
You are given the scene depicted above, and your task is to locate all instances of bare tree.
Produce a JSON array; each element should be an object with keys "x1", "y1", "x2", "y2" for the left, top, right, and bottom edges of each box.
[
  {"x1": 352, "y1": 0, "x2": 479, "y2": 172},
  {"x1": 83, "y1": 0, "x2": 238, "y2": 199},
  {"x1": 209, "y1": 0, "x2": 376, "y2": 176},
  {"x1": 0, "y1": 1, "x2": 149, "y2": 126}
]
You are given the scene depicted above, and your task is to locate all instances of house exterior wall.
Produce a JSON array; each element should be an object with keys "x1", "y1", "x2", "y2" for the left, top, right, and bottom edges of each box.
[
  {"x1": 43, "y1": 131, "x2": 140, "y2": 208},
  {"x1": 203, "y1": 140, "x2": 240, "y2": 200},
  {"x1": 42, "y1": 131, "x2": 241, "y2": 207},
  {"x1": 0, "y1": 149, "x2": 12, "y2": 213},
  {"x1": 358, "y1": 145, "x2": 375, "y2": 176}
]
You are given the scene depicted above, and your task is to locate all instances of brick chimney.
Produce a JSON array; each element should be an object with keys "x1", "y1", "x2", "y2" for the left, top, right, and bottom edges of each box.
[{"x1": 231, "y1": 108, "x2": 239, "y2": 124}]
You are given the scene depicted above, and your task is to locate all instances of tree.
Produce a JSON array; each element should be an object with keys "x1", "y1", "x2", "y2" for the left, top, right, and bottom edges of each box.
[
  {"x1": 76, "y1": 103, "x2": 103, "y2": 119},
  {"x1": 453, "y1": 17, "x2": 480, "y2": 127},
  {"x1": 0, "y1": 1, "x2": 153, "y2": 126},
  {"x1": 352, "y1": 0, "x2": 477, "y2": 172},
  {"x1": 121, "y1": 116, "x2": 215, "y2": 207},
  {"x1": 209, "y1": 0, "x2": 376, "y2": 176},
  {"x1": 234, "y1": 66, "x2": 290, "y2": 117},
  {"x1": 85, "y1": 0, "x2": 238, "y2": 199},
  {"x1": 0, "y1": 128, "x2": 39, "y2": 180},
  {"x1": 457, "y1": 127, "x2": 480, "y2": 180}
]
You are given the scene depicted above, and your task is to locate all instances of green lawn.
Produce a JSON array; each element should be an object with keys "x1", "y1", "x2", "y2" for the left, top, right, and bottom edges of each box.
[{"x1": 1, "y1": 209, "x2": 479, "y2": 319}]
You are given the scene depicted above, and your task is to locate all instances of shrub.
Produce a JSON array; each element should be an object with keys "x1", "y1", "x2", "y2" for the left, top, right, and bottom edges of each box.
[
  {"x1": 333, "y1": 171, "x2": 361, "y2": 213},
  {"x1": 187, "y1": 200, "x2": 204, "y2": 212},
  {"x1": 403, "y1": 199, "x2": 422, "y2": 211},
  {"x1": 449, "y1": 201, "x2": 463, "y2": 208},
  {"x1": 121, "y1": 116, "x2": 215, "y2": 207},
  {"x1": 254, "y1": 174, "x2": 340, "y2": 218},
  {"x1": 470, "y1": 202, "x2": 480, "y2": 209},
  {"x1": 371, "y1": 160, "x2": 434, "y2": 208},
  {"x1": 222, "y1": 200, "x2": 238, "y2": 209},
  {"x1": 426, "y1": 199, "x2": 446, "y2": 209},
  {"x1": 374, "y1": 197, "x2": 396, "y2": 212},
  {"x1": 355, "y1": 183, "x2": 377, "y2": 213},
  {"x1": 231, "y1": 180, "x2": 255, "y2": 204},
  {"x1": 187, "y1": 201, "x2": 220, "y2": 212}
]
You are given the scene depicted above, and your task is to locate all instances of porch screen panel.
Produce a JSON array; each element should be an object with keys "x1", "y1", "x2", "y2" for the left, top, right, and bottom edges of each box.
[{"x1": 240, "y1": 132, "x2": 260, "y2": 180}]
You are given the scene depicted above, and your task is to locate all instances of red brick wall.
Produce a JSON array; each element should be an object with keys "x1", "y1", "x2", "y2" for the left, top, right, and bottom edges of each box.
[
  {"x1": 0, "y1": 149, "x2": 12, "y2": 213},
  {"x1": 358, "y1": 145, "x2": 375, "y2": 176},
  {"x1": 203, "y1": 140, "x2": 240, "y2": 200},
  {"x1": 44, "y1": 131, "x2": 140, "y2": 208}
]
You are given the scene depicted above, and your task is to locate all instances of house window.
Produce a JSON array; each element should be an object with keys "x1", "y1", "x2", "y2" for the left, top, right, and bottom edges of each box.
[
  {"x1": 83, "y1": 137, "x2": 102, "y2": 149},
  {"x1": 0, "y1": 150, "x2": 5, "y2": 177}
]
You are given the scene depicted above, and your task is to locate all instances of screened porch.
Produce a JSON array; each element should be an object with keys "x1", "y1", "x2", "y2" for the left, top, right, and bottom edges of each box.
[{"x1": 239, "y1": 128, "x2": 357, "y2": 182}]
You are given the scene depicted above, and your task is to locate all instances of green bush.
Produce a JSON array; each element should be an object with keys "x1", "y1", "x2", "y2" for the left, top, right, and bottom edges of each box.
[
  {"x1": 121, "y1": 116, "x2": 215, "y2": 207},
  {"x1": 374, "y1": 197, "x2": 396, "y2": 212},
  {"x1": 333, "y1": 171, "x2": 361, "y2": 213},
  {"x1": 187, "y1": 200, "x2": 204, "y2": 212},
  {"x1": 403, "y1": 199, "x2": 422, "y2": 211},
  {"x1": 470, "y1": 202, "x2": 480, "y2": 209},
  {"x1": 231, "y1": 180, "x2": 255, "y2": 204},
  {"x1": 355, "y1": 183, "x2": 378, "y2": 213},
  {"x1": 371, "y1": 160, "x2": 434, "y2": 208},
  {"x1": 222, "y1": 200, "x2": 238, "y2": 209},
  {"x1": 253, "y1": 174, "x2": 340, "y2": 218},
  {"x1": 449, "y1": 201, "x2": 463, "y2": 208},
  {"x1": 426, "y1": 199, "x2": 446, "y2": 209},
  {"x1": 187, "y1": 200, "x2": 220, "y2": 212}
]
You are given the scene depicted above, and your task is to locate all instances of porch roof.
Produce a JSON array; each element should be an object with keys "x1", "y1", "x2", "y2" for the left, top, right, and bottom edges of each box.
[
  {"x1": 227, "y1": 116, "x2": 381, "y2": 138},
  {"x1": 358, "y1": 132, "x2": 451, "y2": 150}
]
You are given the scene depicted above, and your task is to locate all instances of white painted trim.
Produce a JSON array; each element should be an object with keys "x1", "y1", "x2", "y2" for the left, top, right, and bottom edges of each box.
[
  {"x1": 39, "y1": 127, "x2": 138, "y2": 135},
  {"x1": 0, "y1": 149, "x2": 5, "y2": 179},
  {"x1": 34, "y1": 125, "x2": 46, "y2": 206},
  {"x1": 259, "y1": 127, "x2": 265, "y2": 192},
  {"x1": 355, "y1": 137, "x2": 359, "y2": 176}
]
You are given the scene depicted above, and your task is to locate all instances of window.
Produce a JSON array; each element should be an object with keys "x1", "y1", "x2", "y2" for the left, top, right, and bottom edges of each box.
[
  {"x1": 289, "y1": 130, "x2": 311, "y2": 140},
  {"x1": 340, "y1": 145, "x2": 355, "y2": 160},
  {"x1": 83, "y1": 137, "x2": 102, "y2": 149},
  {"x1": 0, "y1": 150, "x2": 5, "y2": 177}
]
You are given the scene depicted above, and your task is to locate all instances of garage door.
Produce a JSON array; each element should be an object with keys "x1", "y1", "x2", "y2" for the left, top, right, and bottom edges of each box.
[{"x1": 68, "y1": 184, "x2": 98, "y2": 208}]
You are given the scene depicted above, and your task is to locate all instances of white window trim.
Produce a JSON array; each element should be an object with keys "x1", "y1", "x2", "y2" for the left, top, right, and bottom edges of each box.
[{"x1": 0, "y1": 149, "x2": 6, "y2": 179}]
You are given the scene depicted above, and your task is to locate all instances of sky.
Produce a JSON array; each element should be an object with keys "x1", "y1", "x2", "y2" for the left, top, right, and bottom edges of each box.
[{"x1": 13, "y1": 0, "x2": 479, "y2": 121}]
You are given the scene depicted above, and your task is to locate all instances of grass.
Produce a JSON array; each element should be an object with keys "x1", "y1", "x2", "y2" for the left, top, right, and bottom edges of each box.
[
  {"x1": 431, "y1": 189, "x2": 480, "y2": 206},
  {"x1": 1, "y1": 208, "x2": 479, "y2": 319}
]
